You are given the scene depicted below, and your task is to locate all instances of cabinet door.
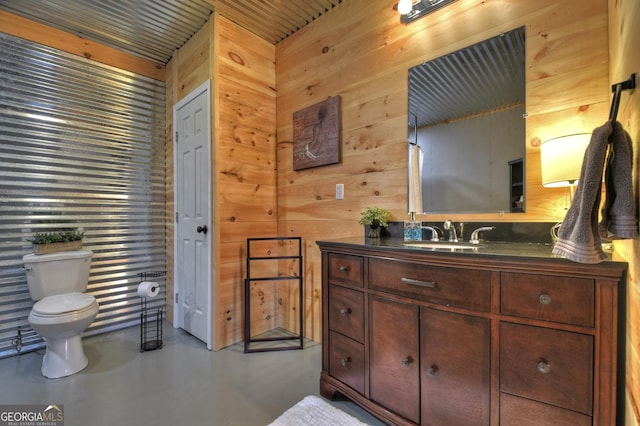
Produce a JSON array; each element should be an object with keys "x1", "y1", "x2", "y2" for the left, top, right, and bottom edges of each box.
[
  {"x1": 370, "y1": 296, "x2": 420, "y2": 424},
  {"x1": 421, "y1": 308, "x2": 491, "y2": 426}
]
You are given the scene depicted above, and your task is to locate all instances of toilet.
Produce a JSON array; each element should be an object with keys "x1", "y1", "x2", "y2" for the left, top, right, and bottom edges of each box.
[{"x1": 23, "y1": 250, "x2": 99, "y2": 379}]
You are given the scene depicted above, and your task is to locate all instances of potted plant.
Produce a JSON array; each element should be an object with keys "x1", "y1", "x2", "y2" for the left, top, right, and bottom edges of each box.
[
  {"x1": 358, "y1": 206, "x2": 390, "y2": 238},
  {"x1": 31, "y1": 229, "x2": 85, "y2": 255}
]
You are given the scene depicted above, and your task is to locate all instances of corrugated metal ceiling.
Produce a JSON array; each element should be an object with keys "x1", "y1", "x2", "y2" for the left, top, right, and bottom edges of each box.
[{"x1": 0, "y1": 0, "x2": 343, "y2": 64}]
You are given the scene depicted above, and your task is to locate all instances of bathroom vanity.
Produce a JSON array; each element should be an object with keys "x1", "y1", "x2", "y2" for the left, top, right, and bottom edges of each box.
[{"x1": 318, "y1": 237, "x2": 627, "y2": 425}]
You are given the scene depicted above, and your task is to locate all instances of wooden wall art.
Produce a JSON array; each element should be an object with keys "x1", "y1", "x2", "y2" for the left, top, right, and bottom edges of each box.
[{"x1": 293, "y1": 96, "x2": 340, "y2": 171}]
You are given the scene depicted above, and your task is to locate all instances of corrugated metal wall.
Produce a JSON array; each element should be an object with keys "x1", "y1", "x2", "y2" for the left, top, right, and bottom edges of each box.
[{"x1": 0, "y1": 33, "x2": 167, "y2": 358}]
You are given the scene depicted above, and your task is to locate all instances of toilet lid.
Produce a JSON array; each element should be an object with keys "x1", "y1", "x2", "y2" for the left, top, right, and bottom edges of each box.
[{"x1": 33, "y1": 292, "x2": 96, "y2": 316}]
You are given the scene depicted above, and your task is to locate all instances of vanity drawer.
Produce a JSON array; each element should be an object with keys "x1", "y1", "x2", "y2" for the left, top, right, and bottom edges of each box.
[
  {"x1": 369, "y1": 258, "x2": 491, "y2": 311},
  {"x1": 501, "y1": 272, "x2": 594, "y2": 327},
  {"x1": 329, "y1": 285, "x2": 364, "y2": 343},
  {"x1": 328, "y1": 253, "x2": 363, "y2": 288},
  {"x1": 329, "y1": 331, "x2": 365, "y2": 395},
  {"x1": 500, "y1": 393, "x2": 592, "y2": 426},
  {"x1": 500, "y1": 322, "x2": 593, "y2": 415}
]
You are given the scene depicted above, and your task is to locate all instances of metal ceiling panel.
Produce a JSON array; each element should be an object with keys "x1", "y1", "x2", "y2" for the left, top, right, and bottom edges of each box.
[
  {"x1": 0, "y1": 0, "x2": 343, "y2": 64},
  {"x1": 213, "y1": 0, "x2": 341, "y2": 44}
]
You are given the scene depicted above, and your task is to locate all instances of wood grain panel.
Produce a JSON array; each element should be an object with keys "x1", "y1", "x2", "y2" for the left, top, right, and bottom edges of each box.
[
  {"x1": 213, "y1": 14, "x2": 277, "y2": 349},
  {"x1": 175, "y1": 23, "x2": 210, "y2": 101},
  {"x1": 609, "y1": 0, "x2": 640, "y2": 422},
  {"x1": 275, "y1": 0, "x2": 610, "y2": 343}
]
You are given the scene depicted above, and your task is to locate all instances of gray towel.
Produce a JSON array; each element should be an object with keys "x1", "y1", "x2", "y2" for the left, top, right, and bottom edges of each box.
[
  {"x1": 599, "y1": 121, "x2": 639, "y2": 238},
  {"x1": 552, "y1": 120, "x2": 638, "y2": 263},
  {"x1": 552, "y1": 122, "x2": 610, "y2": 263}
]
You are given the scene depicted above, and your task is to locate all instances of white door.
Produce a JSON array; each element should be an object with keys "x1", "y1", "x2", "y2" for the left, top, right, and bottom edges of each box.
[{"x1": 174, "y1": 80, "x2": 212, "y2": 349}]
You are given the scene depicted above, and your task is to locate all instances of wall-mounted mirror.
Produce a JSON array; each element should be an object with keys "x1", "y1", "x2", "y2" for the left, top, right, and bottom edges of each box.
[{"x1": 408, "y1": 26, "x2": 526, "y2": 214}]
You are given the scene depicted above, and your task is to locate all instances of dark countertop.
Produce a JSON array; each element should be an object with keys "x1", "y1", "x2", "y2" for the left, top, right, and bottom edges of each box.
[{"x1": 316, "y1": 236, "x2": 622, "y2": 263}]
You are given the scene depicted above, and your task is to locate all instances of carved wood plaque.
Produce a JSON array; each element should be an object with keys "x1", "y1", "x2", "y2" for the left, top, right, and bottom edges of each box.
[{"x1": 293, "y1": 96, "x2": 340, "y2": 171}]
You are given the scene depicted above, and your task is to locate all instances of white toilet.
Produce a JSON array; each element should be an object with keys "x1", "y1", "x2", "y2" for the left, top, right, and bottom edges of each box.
[{"x1": 23, "y1": 250, "x2": 99, "y2": 379}]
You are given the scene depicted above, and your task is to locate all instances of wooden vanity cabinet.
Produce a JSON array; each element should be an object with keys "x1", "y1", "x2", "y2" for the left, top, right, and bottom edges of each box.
[{"x1": 319, "y1": 240, "x2": 626, "y2": 425}]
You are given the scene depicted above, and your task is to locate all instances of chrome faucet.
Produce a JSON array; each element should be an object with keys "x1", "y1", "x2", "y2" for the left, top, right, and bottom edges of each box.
[
  {"x1": 443, "y1": 220, "x2": 458, "y2": 242},
  {"x1": 470, "y1": 226, "x2": 495, "y2": 244},
  {"x1": 421, "y1": 225, "x2": 442, "y2": 242}
]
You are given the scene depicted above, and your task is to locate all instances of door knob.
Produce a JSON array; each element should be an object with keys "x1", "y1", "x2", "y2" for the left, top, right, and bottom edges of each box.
[{"x1": 197, "y1": 225, "x2": 208, "y2": 234}]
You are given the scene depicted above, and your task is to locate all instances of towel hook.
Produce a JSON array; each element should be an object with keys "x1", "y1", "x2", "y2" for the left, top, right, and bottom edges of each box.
[{"x1": 609, "y1": 73, "x2": 636, "y2": 122}]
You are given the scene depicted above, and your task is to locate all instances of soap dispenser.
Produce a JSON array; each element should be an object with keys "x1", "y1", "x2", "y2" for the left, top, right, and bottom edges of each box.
[{"x1": 404, "y1": 212, "x2": 422, "y2": 241}]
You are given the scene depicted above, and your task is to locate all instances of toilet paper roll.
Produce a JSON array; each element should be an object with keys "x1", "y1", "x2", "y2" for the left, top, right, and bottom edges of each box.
[{"x1": 137, "y1": 281, "x2": 159, "y2": 298}]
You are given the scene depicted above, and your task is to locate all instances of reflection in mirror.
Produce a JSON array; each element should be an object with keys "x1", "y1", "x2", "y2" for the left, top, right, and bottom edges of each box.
[{"x1": 408, "y1": 26, "x2": 526, "y2": 214}]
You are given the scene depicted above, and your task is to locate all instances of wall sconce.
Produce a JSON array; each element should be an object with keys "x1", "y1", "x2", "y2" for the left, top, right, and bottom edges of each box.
[
  {"x1": 540, "y1": 133, "x2": 592, "y2": 200},
  {"x1": 398, "y1": 0, "x2": 458, "y2": 24}
]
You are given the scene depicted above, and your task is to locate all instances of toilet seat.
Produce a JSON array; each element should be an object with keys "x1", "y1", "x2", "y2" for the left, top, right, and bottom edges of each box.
[{"x1": 32, "y1": 292, "x2": 97, "y2": 317}]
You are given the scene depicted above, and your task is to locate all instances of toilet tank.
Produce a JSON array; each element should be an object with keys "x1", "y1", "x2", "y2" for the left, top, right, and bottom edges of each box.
[{"x1": 23, "y1": 250, "x2": 93, "y2": 301}]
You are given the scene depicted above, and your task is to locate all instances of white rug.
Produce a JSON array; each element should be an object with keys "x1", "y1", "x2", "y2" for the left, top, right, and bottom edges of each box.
[{"x1": 268, "y1": 395, "x2": 370, "y2": 426}]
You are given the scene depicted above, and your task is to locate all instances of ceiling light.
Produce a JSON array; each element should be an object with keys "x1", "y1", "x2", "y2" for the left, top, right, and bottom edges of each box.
[
  {"x1": 398, "y1": 0, "x2": 414, "y2": 15},
  {"x1": 400, "y1": 0, "x2": 458, "y2": 24}
]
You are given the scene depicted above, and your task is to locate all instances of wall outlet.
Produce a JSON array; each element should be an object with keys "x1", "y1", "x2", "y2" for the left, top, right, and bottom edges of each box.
[{"x1": 336, "y1": 183, "x2": 344, "y2": 200}]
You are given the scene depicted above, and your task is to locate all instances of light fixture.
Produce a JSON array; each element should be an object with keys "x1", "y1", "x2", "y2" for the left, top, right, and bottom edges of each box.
[
  {"x1": 399, "y1": 0, "x2": 458, "y2": 24},
  {"x1": 398, "y1": 0, "x2": 414, "y2": 15},
  {"x1": 541, "y1": 133, "x2": 592, "y2": 203}
]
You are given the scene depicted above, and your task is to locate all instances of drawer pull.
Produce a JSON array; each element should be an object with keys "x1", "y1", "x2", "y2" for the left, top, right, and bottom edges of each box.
[
  {"x1": 538, "y1": 293, "x2": 552, "y2": 305},
  {"x1": 338, "y1": 265, "x2": 350, "y2": 273},
  {"x1": 340, "y1": 308, "x2": 352, "y2": 316},
  {"x1": 401, "y1": 277, "x2": 436, "y2": 288},
  {"x1": 401, "y1": 357, "x2": 413, "y2": 367},
  {"x1": 427, "y1": 366, "x2": 439, "y2": 377},
  {"x1": 537, "y1": 359, "x2": 551, "y2": 374},
  {"x1": 340, "y1": 357, "x2": 351, "y2": 367}
]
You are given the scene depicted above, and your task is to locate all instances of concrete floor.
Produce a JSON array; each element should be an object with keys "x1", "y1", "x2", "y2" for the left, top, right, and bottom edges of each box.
[{"x1": 0, "y1": 324, "x2": 384, "y2": 426}]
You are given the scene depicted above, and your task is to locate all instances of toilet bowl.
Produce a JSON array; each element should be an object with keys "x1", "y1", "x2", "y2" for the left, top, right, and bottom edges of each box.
[
  {"x1": 28, "y1": 292, "x2": 99, "y2": 378},
  {"x1": 23, "y1": 250, "x2": 99, "y2": 379}
]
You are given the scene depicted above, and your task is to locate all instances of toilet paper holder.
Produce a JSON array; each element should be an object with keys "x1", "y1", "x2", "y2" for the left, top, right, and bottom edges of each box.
[{"x1": 138, "y1": 271, "x2": 166, "y2": 352}]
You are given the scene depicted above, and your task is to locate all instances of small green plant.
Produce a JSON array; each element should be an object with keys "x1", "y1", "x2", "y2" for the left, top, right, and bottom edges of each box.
[
  {"x1": 31, "y1": 230, "x2": 85, "y2": 245},
  {"x1": 358, "y1": 206, "x2": 390, "y2": 227}
]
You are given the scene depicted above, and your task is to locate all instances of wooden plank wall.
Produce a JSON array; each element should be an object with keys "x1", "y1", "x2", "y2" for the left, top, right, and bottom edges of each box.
[
  {"x1": 213, "y1": 14, "x2": 277, "y2": 349},
  {"x1": 165, "y1": 13, "x2": 277, "y2": 349},
  {"x1": 274, "y1": 0, "x2": 610, "y2": 342},
  {"x1": 609, "y1": 0, "x2": 640, "y2": 424}
]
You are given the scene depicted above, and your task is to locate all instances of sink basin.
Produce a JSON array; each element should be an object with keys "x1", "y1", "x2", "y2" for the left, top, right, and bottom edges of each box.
[{"x1": 403, "y1": 241, "x2": 486, "y2": 250}]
